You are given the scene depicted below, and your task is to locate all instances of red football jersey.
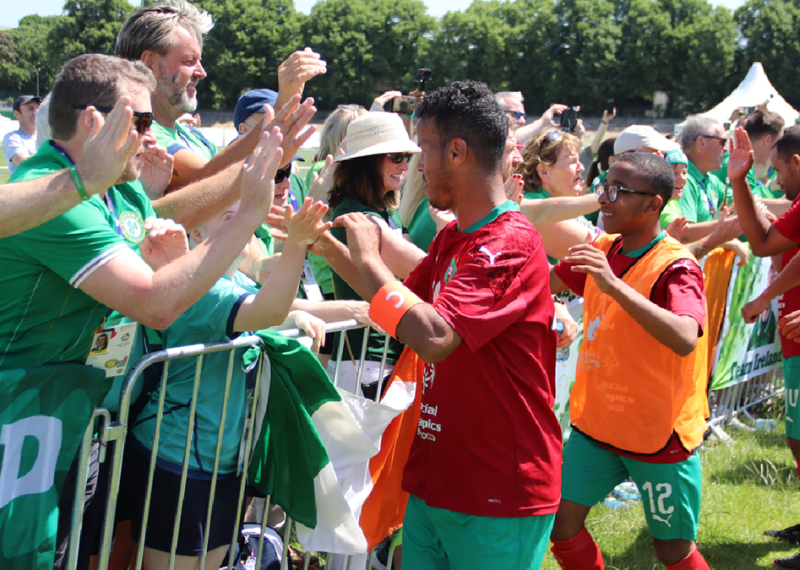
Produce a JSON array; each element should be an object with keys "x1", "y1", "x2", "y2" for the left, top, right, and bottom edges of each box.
[
  {"x1": 773, "y1": 198, "x2": 800, "y2": 359},
  {"x1": 401, "y1": 203, "x2": 562, "y2": 517}
]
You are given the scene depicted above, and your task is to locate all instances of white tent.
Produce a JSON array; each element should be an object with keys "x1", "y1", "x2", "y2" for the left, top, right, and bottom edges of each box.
[{"x1": 705, "y1": 62, "x2": 799, "y2": 127}]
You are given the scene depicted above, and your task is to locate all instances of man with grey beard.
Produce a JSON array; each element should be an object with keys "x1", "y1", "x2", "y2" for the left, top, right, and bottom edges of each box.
[{"x1": 116, "y1": 0, "x2": 323, "y2": 195}]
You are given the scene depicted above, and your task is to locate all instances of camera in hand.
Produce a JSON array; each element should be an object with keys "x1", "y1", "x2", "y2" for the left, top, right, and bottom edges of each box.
[
  {"x1": 385, "y1": 68, "x2": 432, "y2": 115},
  {"x1": 560, "y1": 106, "x2": 580, "y2": 133}
]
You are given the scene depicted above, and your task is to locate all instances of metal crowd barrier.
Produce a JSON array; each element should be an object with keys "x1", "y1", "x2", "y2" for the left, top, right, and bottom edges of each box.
[
  {"x1": 708, "y1": 367, "x2": 785, "y2": 427},
  {"x1": 64, "y1": 320, "x2": 393, "y2": 570}
]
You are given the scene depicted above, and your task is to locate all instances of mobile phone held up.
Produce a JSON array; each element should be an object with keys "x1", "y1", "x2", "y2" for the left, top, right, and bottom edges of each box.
[
  {"x1": 560, "y1": 106, "x2": 580, "y2": 133},
  {"x1": 385, "y1": 68, "x2": 432, "y2": 115}
]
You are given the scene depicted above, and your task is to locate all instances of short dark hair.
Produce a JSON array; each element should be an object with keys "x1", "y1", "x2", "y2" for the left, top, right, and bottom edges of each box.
[
  {"x1": 744, "y1": 109, "x2": 785, "y2": 142},
  {"x1": 49, "y1": 54, "x2": 156, "y2": 141},
  {"x1": 615, "y1": 152, "x2": 674, "y2": 212},
  {"x1": 772, "y1": 125, "x2": 800, "y2": 164},
  {"x1": 328, "y1": 154, "x2": 398, "y2": 212},
  {"x1": 415, "y1": 81, "x2": 507, "y2": 173}
]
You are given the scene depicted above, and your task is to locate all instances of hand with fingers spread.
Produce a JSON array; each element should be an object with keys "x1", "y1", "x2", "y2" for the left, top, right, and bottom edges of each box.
[
  {"x1": 139, "y1": 217, "x2": 189, "y2": 270},
  {"x1": 564, "y1": 243, "x2": 619, "y2": 294},
  {"x1": 371, "y1": 90, "x2": 403, "y2": 112},
  {"x1": 76, "y1": 97, "x2": 139, "y2": 196},
  {"x1": 265, "y1": 94, "x2": 317, "y2": 168},
  {"x1": 308, "y1": 152, "x2": 339, "y2": 203},
  {"x1": 276, "y1": 48, "x2": 327, "y2": 111},
  {"x1": 284, "y1": 198, "x2": 332, "y2": 250},
  {"x1": 333, "y1": 212, "x2": 383, "y2": 268},
  {"x1": 665, "y1": 216, "x2": 688, "y2": 242},
  {"x1": 139, "y1": 144, "x2": 174, "y2": 199},
  {"x1": 241, "y1": 127, "x2": 284, "y2": 219},
  {"x1": 504, "y1": 173, "x2": 524, "y2": 204},
  {"x1": 728, "y1": 128, "x2": 754, "y2": 182}
]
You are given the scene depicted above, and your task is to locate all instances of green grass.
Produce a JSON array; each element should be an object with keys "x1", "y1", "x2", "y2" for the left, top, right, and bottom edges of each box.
[{"x1": 540, "y1": 415, "x2": 800, "y2": 569}]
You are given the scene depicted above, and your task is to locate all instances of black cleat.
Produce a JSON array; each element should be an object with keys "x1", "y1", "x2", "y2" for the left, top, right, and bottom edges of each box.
[
  {"x1": 766, "y1": 523, "x2": 800, "y2": 545},
  {"x1": 774, "y1": 551, "x2": 800, "y2": 568}
]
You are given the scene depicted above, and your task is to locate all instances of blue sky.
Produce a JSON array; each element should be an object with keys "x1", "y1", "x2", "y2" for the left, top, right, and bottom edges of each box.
[{"x1": 1, "y1": 0, "x2": 747, "y2": 29}]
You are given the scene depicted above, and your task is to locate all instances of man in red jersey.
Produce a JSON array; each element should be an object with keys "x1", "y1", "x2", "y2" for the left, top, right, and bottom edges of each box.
[{"x1": 336, "y1": 81, "x2": 561, "y2": 570}]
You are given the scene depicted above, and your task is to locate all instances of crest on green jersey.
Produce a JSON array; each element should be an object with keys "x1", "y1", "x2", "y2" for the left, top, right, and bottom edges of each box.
[{"x1": 119, "y1": 211, "x2": 145, "y2": 244}]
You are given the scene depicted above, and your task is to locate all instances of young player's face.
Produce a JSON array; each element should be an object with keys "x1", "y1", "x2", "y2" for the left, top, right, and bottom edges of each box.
[
  {"x1": 672, "y1": 163, "x2": 688, "y2": 200},
  {"x1": 502, "y1": 129, "x2": 523, "y2": 181},
  {"x1": 416, "y1": 119, "x2": 455, "y2": 211},
  {"x1": 598, "y1": 161, "x2": 660, "y2": 235}
]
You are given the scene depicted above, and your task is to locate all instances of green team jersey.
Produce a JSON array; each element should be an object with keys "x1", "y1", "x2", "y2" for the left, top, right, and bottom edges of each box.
[
  {"x1": 407, "y1": 197, "x2": 438, "y2": 252},
  {"x1": 676, "y1": 160, "x2": 727, "y2": 223},
  {"x1": 152, "y1": 120, "x2": 217, "y2": 162},
  {"x1": 1, "y1": 141, "x2": 155, "y2": 374},
  {"x1": 331, "y1": 197, "x2": 404, "y2": 365},
  {"x1": 133, "y1": 275, "x2": 252, "y2": 473},
  {"x1": 660, "y1": 200, "x2": 683, "y2": 230}
]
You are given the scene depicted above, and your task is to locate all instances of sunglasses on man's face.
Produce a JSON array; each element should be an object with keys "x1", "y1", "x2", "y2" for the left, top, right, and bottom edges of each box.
[
  {"x1": 505, "y1": 110, "x2": 527, "y2": 121},
  {"x1": 73, "y1": 104, "x2": 154, "y2": 134},
  {"x1": 595, "y1": 183, "x2": 657, "y2": 202},
  {"x1": 387, "y1": 153, "x2": 413, "y2": 164}
]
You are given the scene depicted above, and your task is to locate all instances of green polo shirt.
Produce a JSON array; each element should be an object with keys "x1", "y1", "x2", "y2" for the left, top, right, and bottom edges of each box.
[
  {"x1": 407, "y1": 197, "x2": 438, "y2": 252},
  {"x1": 330, "y1": 197, "x2": 404, "y2": 365},
  {"x1": 659, "y1": 200, "x2": 683, "y2": 230},
  {"x1": 676, "y1": 160, "x2": 727, "y2": 223},
  {"x1": 2, "y1": 141, "x2": 154, "y2": 375},
  {"x1": 152, "y1": 120, "x2": 217, "y2": 162}
]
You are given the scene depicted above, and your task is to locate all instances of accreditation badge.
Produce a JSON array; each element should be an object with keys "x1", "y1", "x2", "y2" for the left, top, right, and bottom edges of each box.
[
  {"x1": 301, "y1": 259, "x2": 324, "y2": 302},
  {"x1": 85, "y1": 322, "x2": 138, "y2": 377}
]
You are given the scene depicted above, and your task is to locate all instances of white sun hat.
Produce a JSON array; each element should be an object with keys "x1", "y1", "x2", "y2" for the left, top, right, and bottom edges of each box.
[
  {"x1": 614, "y1": 125, "x2": 680, "y2": 155},
  {"x1": 334, "y1": 112, "x2": 421, "y2": 162}
]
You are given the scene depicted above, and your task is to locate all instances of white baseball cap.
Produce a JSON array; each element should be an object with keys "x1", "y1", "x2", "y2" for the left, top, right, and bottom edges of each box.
[{"x1": 614, "y1": 125, "x2": 680, "y2": 155}]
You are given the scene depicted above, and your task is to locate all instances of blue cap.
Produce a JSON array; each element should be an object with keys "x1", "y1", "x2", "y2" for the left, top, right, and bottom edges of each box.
[{"x1": 234, "y1": 88, "x2": 278, "y2": 130}]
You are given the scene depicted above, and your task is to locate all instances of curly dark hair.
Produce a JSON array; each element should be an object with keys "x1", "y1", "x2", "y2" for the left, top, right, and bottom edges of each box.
[{"x1": 415, "y1": 81, "x2": 507, "y2": 174}]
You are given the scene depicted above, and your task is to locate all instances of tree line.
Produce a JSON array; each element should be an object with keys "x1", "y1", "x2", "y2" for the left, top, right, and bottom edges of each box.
[{"x1": 0, "y1": 0, "x2": 797, "y2": 117}]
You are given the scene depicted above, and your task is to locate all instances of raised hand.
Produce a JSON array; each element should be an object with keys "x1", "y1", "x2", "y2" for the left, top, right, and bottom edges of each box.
[
  {"x1": 285, "y1": 197, "x2": 332, "y2": 249},
  {"x1": 504, "y1": 173, "x2": 524, "y2": 204},
  {"x1": 241, "y1": 128, "x2": 284, "y2": 218},
  {"x1": 564, "y1": 243, "x2": 619, "y2": 294},
  {"x1": 265, "y1": 94, "x2": 316, "y2": 169},
  {"x1": 308, "y1": 152, "x2": 339, "y2": 203},
  {"x1": 138, "y1": 144, "x2": 173, "y2": 199},
  {"x1": 371, "y1": 90, "x2": 403, "y2": 112},
  {"x1": 76, "y1": 97, "x2": 138, "y2": 196},
  {"x1": 665, "y1": 216, "x2": 688, "y2": 242},
  {"x1": 727, "y1": 127, "x2": 754, "y2": 182},
  {"x1": 139, "y1": 217, "x2": 189, "y2": 270},
  {"x1": 276, "y1": 48, "x2": 326, "y2": 111}
]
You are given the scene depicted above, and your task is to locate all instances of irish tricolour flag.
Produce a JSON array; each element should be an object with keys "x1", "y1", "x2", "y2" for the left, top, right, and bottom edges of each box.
[{"x1": 245, "y1": 332, "x2": 419, "y2": 554}]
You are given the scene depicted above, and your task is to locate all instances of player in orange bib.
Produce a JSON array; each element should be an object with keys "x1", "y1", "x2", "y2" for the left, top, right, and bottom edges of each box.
[{"x1": 549, "y1": 152, "x2": 710, "y2": 570}]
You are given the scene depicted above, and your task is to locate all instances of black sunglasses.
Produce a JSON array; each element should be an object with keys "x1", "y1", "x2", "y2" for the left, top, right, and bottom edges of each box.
[
  {"x1": 73, "y1": 105, "x2": 154, "y2": 134},
  {"x1": 595, "y1": 183, "x2": 657, "y2": 202},
  {"x1": 274, "y1": 165, "x2": 291, "y2": 184},
  {"x1": 387, "y1": 153, "x2": 413, "y2": 164}
]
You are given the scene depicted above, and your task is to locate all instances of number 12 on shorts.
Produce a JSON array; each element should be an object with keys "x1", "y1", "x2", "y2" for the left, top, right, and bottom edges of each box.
[{"x1": 641, "y1": 482, "x2": 674, "y2": 518}]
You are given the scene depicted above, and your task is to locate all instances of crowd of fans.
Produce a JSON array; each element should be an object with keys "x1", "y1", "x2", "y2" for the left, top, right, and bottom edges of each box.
[{"x1": 4, "y1": 0, "x2": 800, "y2": 569}]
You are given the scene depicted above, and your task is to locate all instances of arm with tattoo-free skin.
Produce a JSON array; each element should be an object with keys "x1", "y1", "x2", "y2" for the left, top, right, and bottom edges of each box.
[
  {"x1": 79, "y1": 130, "x2": 285, "y2": 330},
  {"x1": 728, "y1": 128, "x2": 796, "y2": 257},
  {"x1": 550, "y1": 244, "x2": 699, "y2": 356},
  {"x1": 1, "y1": 98, "x2": 139, "y2": 238},
  {"x1": 334, "y1": 212, "x2": 462, "y2": 363},
  {"x1": 519, "y1": 193, "x2": 600, "y2": 226}
]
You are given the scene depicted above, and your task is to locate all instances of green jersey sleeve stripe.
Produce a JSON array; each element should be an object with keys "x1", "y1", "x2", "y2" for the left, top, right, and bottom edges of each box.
[{"x1": 70, "y1": 243, "x2": 129, "y2": 287}]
